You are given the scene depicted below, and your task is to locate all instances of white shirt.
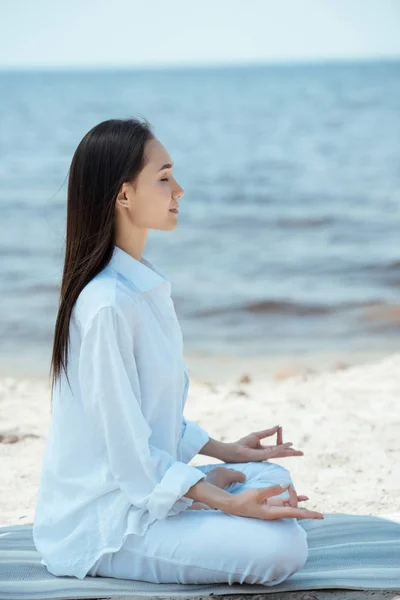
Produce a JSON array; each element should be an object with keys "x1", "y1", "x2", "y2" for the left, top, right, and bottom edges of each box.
[{"x1": 33, "y1": 245, "x2": 210, "y2": 580}]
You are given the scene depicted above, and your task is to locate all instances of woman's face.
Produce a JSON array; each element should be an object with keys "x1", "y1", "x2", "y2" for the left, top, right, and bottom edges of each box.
[{"x1": 119, "y1": 137, "x2": 184, "y2": 231}]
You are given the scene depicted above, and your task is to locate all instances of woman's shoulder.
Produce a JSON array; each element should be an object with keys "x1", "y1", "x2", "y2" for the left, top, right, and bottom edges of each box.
[{"x1": 73, "y1": 266, "x2": 142, "y2": 333}]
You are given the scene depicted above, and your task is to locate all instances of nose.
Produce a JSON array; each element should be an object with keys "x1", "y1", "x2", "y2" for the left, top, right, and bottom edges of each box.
[{"x1": 174, "y1": 183, "x2": 184, "y2": 199}]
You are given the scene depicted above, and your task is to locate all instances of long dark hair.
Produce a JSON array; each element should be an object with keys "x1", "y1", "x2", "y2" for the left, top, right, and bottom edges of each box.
[{"x1": 49, "y1": 117, "x2": 155, "y2": 401}]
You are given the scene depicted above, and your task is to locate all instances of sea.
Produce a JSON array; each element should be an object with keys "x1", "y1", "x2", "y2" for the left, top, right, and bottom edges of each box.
[{"x1": 0, "y1": 59, "x2": 399, "y2": 382}]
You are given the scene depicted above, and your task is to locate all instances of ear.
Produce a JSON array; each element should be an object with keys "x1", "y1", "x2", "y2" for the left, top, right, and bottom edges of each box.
[{"x1": 116, "y1": 187, "x2": 129, "y2": 208}]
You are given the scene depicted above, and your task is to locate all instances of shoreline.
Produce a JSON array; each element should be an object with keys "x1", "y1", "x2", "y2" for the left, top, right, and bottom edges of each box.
[
  {"x1": 0, "y1": 346, "x2": 395, "y2": 386},
  {"x1": 184, "y1": 347, "x2": 395, "y2": 385}
]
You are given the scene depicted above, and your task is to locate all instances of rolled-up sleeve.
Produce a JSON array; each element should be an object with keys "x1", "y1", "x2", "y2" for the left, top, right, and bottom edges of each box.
[
  {"x1": 181, "y1": 417, "x2": 209, "y2": 464},
  {"x1": 78, "y1": 304, "x2": 206, "y2": 520}
]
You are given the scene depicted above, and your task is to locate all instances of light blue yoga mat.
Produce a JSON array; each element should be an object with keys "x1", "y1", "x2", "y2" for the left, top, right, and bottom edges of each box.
[{"x1": 0, "y1": 512, "x2": 399, "y2": 599}]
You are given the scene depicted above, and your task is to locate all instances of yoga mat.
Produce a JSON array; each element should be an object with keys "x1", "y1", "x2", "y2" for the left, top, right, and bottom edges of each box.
[{"x1": 0, "y1": 512, "x2": 399, "y2": 599}]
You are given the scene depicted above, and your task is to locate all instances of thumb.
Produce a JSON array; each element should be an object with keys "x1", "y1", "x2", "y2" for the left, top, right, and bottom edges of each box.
[{"x1": 257, "y1": 482, "x2": 290, "y2": 500}]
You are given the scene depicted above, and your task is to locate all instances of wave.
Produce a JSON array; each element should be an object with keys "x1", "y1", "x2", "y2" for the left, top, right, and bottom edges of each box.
[{"x1": 195, "y1": 299, "x2": 388, "y2": 318}]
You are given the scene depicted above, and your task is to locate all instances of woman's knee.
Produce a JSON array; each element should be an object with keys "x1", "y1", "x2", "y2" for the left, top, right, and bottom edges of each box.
[
  {"x1": 252, "y1": 521, "x2": 309, "y2": 586},
  {"x1": 279, "y1": 523, "x2": 308, "y2": 574}
]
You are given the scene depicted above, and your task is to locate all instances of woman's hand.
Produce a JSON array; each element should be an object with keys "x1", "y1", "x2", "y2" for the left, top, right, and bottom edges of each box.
[
  {"x1": 186, "y1": 466, "x2": 247, "y2": 510},
  {"x1": 204, "y1": 465, "x2": 247, "y2": 490},
  {"x1": 222, "y1": 425, "x2": 304, "y2": 463},
  {"x1": 267, "y1": 482, "x2": 309, "y2": 507},
  {"x1": 223, "y1": 483, "x2": 324, "y2": 521}
]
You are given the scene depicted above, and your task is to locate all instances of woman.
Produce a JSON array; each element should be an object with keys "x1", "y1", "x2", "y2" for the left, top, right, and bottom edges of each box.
[{"x1": 33, "y1": 117, "x2": 324, "y2": 587}]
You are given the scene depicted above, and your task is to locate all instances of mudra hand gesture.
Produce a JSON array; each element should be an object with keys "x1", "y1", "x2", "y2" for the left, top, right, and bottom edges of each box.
[
  {"x1": 229, "y1": 424, "x2": 303, "y2": 463},
  {"x1": 225, "y1": 483, "x2": 324, "y2": 520},
  {"x1": 188, "y1": 425, "x2": 323, "y2": 519},
  {"x1": 188, "y1": 475, "x2": 321, "y2": 520}
]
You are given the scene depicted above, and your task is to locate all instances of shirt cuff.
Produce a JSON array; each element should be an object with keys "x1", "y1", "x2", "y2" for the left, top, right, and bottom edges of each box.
[
  {"x1": 146, "y1": 461, "x2": 207, "y2": 520},
  {"x1": 180, "y1": 419, "x2": 210, "y2": 464}
]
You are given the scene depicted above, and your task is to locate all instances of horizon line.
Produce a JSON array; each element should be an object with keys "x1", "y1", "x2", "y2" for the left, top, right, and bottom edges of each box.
[{"x1": 0, "y1": 54, "x2": 399, "y2": 73}]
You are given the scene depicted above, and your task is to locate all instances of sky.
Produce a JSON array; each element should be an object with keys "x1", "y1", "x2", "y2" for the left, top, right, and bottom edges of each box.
[{"x1": 0, "y1": 0, "x2": 399, "y2": 69}]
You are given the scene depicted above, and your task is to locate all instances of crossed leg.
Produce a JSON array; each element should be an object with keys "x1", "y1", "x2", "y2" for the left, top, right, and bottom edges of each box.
[{"x1": 88, "y1": 460, "x2": 308, "y2": 586}]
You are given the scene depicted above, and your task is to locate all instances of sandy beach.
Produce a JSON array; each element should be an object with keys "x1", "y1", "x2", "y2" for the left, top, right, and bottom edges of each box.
[{"x1": 1, "y1": 352, "x2": 399, "y2": 600}]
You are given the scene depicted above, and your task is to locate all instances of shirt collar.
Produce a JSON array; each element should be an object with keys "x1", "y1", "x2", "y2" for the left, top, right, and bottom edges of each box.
[{"x1": 108, "y1": 245, "x2": 171, "y2": 294}]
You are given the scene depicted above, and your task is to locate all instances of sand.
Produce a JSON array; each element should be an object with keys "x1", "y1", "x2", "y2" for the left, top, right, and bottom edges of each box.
[{"x1": 1, "y1": 351, "x2": 400, "y2": 600}]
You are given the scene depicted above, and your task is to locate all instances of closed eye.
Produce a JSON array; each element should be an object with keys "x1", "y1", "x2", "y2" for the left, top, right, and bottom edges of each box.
[{"x1": 160, "y1": 178, "x2": 169, "y2": 182}]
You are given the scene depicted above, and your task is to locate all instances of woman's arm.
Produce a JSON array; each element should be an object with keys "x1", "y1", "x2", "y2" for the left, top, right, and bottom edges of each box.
[
  {"x1": 180, "y1": 417, "x2": 209, "y2": 463},
  {"x1": 180, "y1": 420, "x2": 241, "y2": 463},
  {"x1": 198, "y1": 437, "x2": 238, "y2": 463},
  {"x1": 78, "y1": 304, "x2": 209, "y2": 521},
  {"x1": 181, "y1": 420, "x2": 240, "y2": 464},
  {"x1": 184, "y1": 478, "x2": 232, "y2": 511}
]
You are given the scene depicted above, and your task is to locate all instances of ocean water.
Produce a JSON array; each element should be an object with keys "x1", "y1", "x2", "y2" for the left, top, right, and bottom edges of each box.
[{"x1": 0, "y1": 60, "x2": 399, "y2": 379}]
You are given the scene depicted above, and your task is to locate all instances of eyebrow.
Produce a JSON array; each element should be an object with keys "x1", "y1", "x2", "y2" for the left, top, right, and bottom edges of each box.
[{"x1": 157, "y1": 162, "x2": 174, "y2": 172}]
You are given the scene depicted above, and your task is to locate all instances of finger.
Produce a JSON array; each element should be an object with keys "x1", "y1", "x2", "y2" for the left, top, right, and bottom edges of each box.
[
  {"x1": 287, "y1": 484, "x2": 298, "y2": 508},
  {"x1": 282, "y1": 450, "x2": 304, "y2": 457},
  {"x1": 254, "y1": 426, "x2": 281, "y2": 439},
  {"x1": 269, "y1": 449, "x2": 304, "y2": 458},
  {"x1": 261, "y1": 442, "x2": 293, "y2": 450},
  {"x1": 267, "y1": 505, "x2": 324, "y2": 520},
  {"x1": 268, "y1": 498, "x2": 289, "y2": 507},
  {"x1": 262, "y1": 451, "x2": 303, "y2": 461},
  {"x1": 257, "y1": 483, "x2": 291, "y2": 499},
  {"x1": 277, "y1": 426, "x2": 283, "y2": 446},
  {"x1": 265, "y1": 488, "x2": 309, "y2": 505}
]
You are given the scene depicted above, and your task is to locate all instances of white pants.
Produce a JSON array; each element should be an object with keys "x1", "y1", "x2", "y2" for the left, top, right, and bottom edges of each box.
[{"x1": 87, "y1": 461, "x2": 308, "y2": 586}]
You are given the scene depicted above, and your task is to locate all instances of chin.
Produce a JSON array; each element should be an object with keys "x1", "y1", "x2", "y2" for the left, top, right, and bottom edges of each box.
[
  {"x1": 166, "y1": 217, "x2": 179, "y2": 230},
  {"x1": 156, "y1": 220, "x2": 178, "y2": 231}
]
